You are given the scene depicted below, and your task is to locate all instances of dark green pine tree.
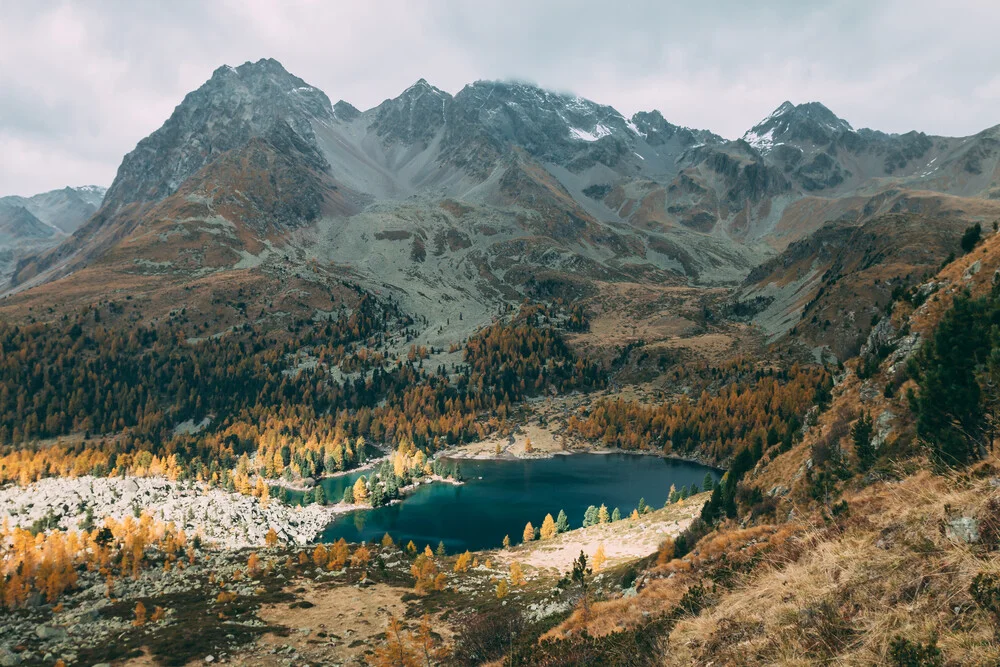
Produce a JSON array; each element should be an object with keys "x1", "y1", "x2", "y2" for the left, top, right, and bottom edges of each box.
[
  {"x1": 912, "y1": 294, "x2": 990, "y2": 466},
  {"x1": 313, "y1": 485, "x2": 327, "y2": 506},
  {"x1": 703, "y1": 472, "x2": 715, "y2": 492},
  {"x1": 852, "y1": 411, "x2": 875, "y2": 471},
  {"x1": 556, "y1": 509, "x2": 569, "y2": 533}
]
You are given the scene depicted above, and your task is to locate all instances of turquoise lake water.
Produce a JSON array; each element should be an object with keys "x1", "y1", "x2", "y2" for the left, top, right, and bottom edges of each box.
[{"x1": 318, "y1": 453, "x2": 719, "y2": 552}]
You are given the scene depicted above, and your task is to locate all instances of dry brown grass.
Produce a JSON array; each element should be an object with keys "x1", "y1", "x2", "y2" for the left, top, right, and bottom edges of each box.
[
  {"x1": 664, "y1": 469, "x2": 1000, "y2": 666},
  {"x1": 541, "y1": 460, "x2": 1000, "y2": 665}
]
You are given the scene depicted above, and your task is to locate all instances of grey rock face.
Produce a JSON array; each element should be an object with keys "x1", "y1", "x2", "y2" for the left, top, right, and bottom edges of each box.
[
  {"x1": 0, "y1": 203, "x2": 53, "y2": 244},
  {"x1": 104, "y1": 58, "x2": 334, "y2": 209},
  {"x1": 946, "y1": 517, "x2": 980, "y2": 544}
]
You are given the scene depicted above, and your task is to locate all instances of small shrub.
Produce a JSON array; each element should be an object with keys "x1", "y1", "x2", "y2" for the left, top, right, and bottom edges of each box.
[
  {"x1": 888, "y1": 635, "x2": 944, "y2": 667},
  {"x1": 452, "y1": 607, "x2": 524, "y2": 665},
  {"x1": 970, "y1": 572, "x2": 1000, "y2": 632},
  {"x1": 961, "y1": 223, "x2": 982, "y2": 253},
  {"x1": 978, "y1": 496, "x2": 1000, "y2": 551}
]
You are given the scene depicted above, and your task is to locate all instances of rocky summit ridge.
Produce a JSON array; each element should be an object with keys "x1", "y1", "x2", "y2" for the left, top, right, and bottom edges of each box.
[{"x1": 5, "y1": 58, "x2": 1000, "y2": 357}]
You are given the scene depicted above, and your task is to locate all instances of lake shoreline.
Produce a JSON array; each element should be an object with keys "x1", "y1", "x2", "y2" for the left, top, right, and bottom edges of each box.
[
  {"x1": 268, "y1": 455, "x2": 389, "y2": 492},
  {"x1": 443, "y1": 442, "x2": 724, "y2": 471},
  {"x1": 318, "y1": 450, "x2": 721, "y2": 551}
]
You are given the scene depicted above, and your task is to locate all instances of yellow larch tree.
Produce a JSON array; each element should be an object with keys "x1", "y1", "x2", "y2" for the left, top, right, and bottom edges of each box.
[
  {"x1": 593, "y1": 543, "x2": 607, "y2": 571},
  {"x1": 540, "y1": 513, "x2": 557, "y2": 539}
]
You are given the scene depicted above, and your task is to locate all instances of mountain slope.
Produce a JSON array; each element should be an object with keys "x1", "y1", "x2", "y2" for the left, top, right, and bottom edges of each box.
[
  {"x1": 0, "y1": 203, "x2": 53, "y2": 245},
  {"x1": 7, "y1": 60, "x2": 1000, "y2": 361}
]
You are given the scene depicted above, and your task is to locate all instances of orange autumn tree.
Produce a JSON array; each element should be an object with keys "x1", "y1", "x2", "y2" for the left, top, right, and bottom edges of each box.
[
  {"x1": 411, "y1": 554, "x2": 446, "y2": 594},
  {"x1": 327, "y1": 539, "x2": 350, "y2": 570},
  {"x1": 0, "y1": 513, "x2": 187, "y2": 610}
]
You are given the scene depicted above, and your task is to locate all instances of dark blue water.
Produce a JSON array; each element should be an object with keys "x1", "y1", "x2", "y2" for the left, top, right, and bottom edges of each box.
[{"x1": 319, "y1": 454, "x2": 718, "y2": 552}]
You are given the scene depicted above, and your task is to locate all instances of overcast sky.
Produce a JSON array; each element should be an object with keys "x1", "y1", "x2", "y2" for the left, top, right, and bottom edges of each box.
[{"x1": 3, "y1": 0, "x2": 1000, "y2": 196}]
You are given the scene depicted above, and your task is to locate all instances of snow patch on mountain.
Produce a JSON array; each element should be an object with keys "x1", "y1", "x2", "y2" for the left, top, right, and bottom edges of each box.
[
  {"x1": 744, "y1": 127, "x2": 778, "y2": 154},
  {"x1": 569, "y1": 123, "x2": 612, "y2": 142}
]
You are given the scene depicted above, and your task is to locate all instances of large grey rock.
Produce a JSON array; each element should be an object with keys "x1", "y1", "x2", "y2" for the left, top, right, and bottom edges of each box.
[
  {"x1": 0, "y1": 644, "x2": 19, "y2": 666},
  {"x1": 946, "y1": 517, "x2": 980, "y2": 544},
  {"x1": 34, "y1": 625, "x2": 66, "y2": 641}
]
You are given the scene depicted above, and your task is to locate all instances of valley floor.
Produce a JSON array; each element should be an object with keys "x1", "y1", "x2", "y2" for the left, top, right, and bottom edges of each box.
[{"x1": 0, "y1": 489, "x2": 701, "y2": 666}]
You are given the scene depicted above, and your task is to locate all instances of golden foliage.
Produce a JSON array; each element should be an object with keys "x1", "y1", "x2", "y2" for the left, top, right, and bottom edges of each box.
[
  {"x1": 540, "y1": 513, "x2": 557, "y2": 540},
  {"x1": 453, "y1": 551, "x2": 472, "y2": 573},
  {"x1": 592, "y1": 544, "x2": 606, "y2": 571},
  {"x1": 350, "y1": 544, "x2": 371, "y2": 569},
  {"x1": 509, "y1": 561, "x2": 526, "y2": 586},
  {"x1": 411, "y1": 554, "x2": 446, "y2": 595}
]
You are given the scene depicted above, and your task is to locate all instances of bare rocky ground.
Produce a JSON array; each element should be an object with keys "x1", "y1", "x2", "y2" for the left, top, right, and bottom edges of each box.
[{"x1": 0, "y1": 477, "x2": 349, "y2": 549}]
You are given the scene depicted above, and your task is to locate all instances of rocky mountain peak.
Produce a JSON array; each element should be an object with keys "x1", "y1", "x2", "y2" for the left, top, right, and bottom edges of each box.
[
  {"x1": 103, "y1": 58, "x2": 333, "y2": 209},
  {"x1": 444, "y1": 79, "x2": 635, "y2": 167},
  {"x1": 371, "y1": 79, "x2": 453, "y2": 145},
  {"x1": 629, "y1": 110, "x2": 725, "y2": 148},
  {"x1": 333, "y1": 100, "x2": 361, "y2": 122},
  {"x1": 0, "y1": 202, "x2": 54, "y2": 243},
  {"x1": 743, "y1": 101, "x2": 853, "y2": 154}
]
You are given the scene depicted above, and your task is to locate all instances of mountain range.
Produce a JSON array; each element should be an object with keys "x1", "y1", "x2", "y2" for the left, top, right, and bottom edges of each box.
[
  {"x1": 5, "y1": 58, "x2": 1000, "y2": 359},
  {"x1": 0, "y1": 185, "x2": 106, "y2": 281}
]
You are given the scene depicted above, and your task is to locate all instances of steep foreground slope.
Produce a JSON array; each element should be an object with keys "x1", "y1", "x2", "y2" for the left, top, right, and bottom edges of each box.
[{"x1": 524, "y1": 228, "x2": 1000, "y2": 665}]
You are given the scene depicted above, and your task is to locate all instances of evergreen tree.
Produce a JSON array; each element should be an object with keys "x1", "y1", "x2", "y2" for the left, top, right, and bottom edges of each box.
[
  {"x1": 611, "y1": 507, "x2": 621, "y2": 522},
  {"x1": 555, "y1": 509, "x2": 569, "y2": 533},
  {"x1": 703, "y1": 472, "x2": 714, "y2": 492},
  {"x1": 435, "y1": 541, "x2": 446, "y2": 557},
  {"x1": 369, "y1": 482, "x2": 385, "y2": 508},
  {"x1": 638, "y1": 497, "x2": 648, "y2": 514},
  {"x1": 679, "y1": 485, "x2": 688, "y2": 500},
  {"x1": 342, "y1": 485, "x2": 354, "y2": 504},
  {"x1": 571, "y1": 551, "x2": 590, "y2": 613},
  {"x1": 912, "y1": 294, "x2": 990, "y2": 465},
  {"x1": 962, "y1": 223, "x2": 983, "y2": 253},
  {"x1": 582, "y1": 505, "x2": 598, "y2": 527},
  {"x1": 852, "y1": 411, "x2": 876, "y2": 471},
  {"x1": 313, "y1": 485, "x2": 326, "y2": 506}
]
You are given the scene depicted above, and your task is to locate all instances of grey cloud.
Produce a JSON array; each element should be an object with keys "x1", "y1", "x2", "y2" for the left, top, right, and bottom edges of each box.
[{"x1": 2, "y1": 0, "x2": 999, "y2": 196}]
